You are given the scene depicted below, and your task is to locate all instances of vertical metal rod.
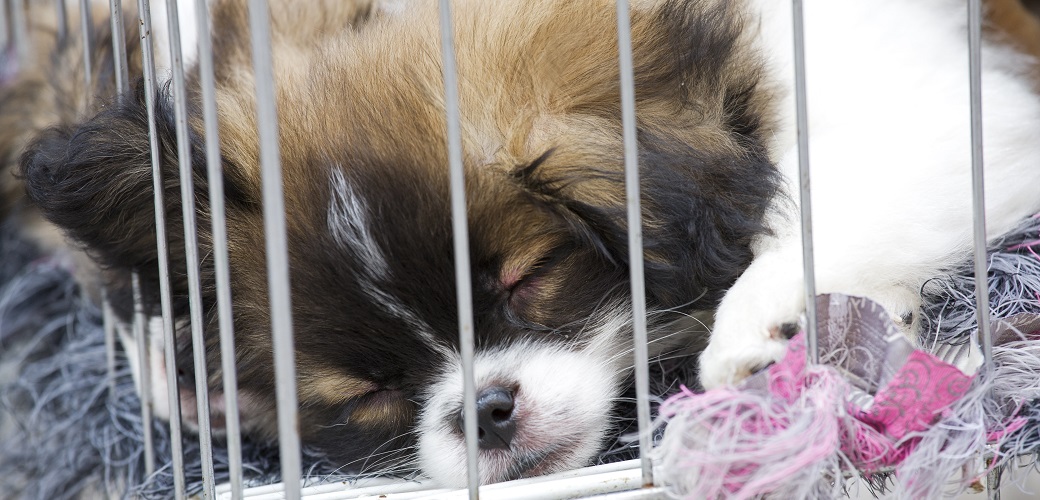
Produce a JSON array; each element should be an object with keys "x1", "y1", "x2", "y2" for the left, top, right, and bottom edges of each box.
[
  {"x1": 79, "y1": 0, "x2": 93, "y2": 92},
  {"x1": 102, "y1": 287, "x2": 117, "y2": 395},
  {"x1": 195, "y1": 0, "x2": 245, "y2": 496},
  {"x1": 137, "y1": 0, "x2": 186, "y2": 496},
  {"x1": 54, "y1": 0, "x2": 68, "y2": 45},
  {"x1": 1, "y1": 1, "x2": 9, "y2": 50},
  {"x1": 133, "y1": 272, "x2": 156, "y2": 476},
  {"x1": 986, "y1": 466, "x2": 1001, "y2": 500},
  {"x1": 110, "y1": 0, "x2": 155, "y2": 476},
  {"x1": 792, "y1": 0, "x2": 819, "y2": 363},
  {"x1": 166, "y1": 0, "x2": 218, "y2": 496},
  {"x1": 614, "y1": 0, "x2": 653, "y2": 487},
  {"x1": 967, "y1": 0, "x2": 993, "y2": 367},
  {"x1": 108, "y1": 0, "x2": 128, "y2": 93},
  {"x1": 248, "y1": 2, "x2": 302, "y2": 498},
  {"x1": 969, "y1": 0, "x2": 998, "y2": 488},
  {"x1": 10, "y1": 0, "x2": 28, "y2": 63},
  {"x1": 437, "y1": 1, "x2": 480, "y2": 497}
]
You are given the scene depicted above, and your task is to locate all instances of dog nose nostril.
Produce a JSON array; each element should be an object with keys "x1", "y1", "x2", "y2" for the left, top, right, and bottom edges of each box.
[{"x1": 455, "y1": 386, "x2": 515, "y2": 450}]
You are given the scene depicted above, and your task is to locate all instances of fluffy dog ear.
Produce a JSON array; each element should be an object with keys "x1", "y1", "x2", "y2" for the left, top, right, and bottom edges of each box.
[
  {"x1": 511, "y1": 0, "x2": 780, "y2": 310},
  {"x1": 19, "y1": 79, "x2": 243, "y2": 300},
  {"x1": 630, "y1": 134, "x2": 778, "y2": 309},
  {"x1": 517, "y1": 137, "x2": 777, "y2": 311}
]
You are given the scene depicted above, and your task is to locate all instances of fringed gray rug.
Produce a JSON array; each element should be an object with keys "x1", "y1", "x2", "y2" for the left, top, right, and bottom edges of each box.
[{"x1": 0, "y1": 229, "x2": 334, "y2": 499}]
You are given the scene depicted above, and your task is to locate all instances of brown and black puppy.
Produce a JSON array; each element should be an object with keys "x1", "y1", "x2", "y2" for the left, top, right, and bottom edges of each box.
[{"x1": 18, "y1": 0, "x2": 777, "y2": 485}]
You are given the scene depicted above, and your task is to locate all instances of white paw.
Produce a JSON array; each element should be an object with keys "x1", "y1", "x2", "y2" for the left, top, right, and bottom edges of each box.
[
  {"x1": 698, "y1": 333, "x2": 789, "y2": 389},
  {"x1": 697, "y1": 248, "x2": 804, "y2": 389}
]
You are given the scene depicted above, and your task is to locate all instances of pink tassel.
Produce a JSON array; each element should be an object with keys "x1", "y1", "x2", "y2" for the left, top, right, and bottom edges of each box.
[{"x1": 655, "y1": 329, "x2": 976, "y2": 499}]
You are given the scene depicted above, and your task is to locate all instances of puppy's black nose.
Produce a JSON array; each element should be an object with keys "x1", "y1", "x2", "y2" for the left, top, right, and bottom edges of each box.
[{"x1": 462, "y1": 386, "x2": 516, "y2": 450}]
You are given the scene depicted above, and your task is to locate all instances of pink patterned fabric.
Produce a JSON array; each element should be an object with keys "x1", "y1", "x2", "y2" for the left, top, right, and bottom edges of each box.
[
  {"x1": 655, "y1": 294, "x2": 988, "y2": 498},
  {"x1": 766, "y1": 332, "x2": 806, "y2": 403},
  {"x1": 760, "y1": 333, "x2": 974, "y2": 469},
  {"x1": 856, "y1": 350, "x2": 973, "y2": 441}
]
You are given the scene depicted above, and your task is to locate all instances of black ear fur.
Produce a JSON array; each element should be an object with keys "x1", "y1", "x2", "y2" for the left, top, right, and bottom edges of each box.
[
  {"x1": 19, "y1": 78, "x2": 216, "y2": 308},
  {"x1": 517, "y1": 133, "x2": 778, "y2": 311},
  {"x1": 633, "y1": 132, "x2": 778, "y2": 308}
]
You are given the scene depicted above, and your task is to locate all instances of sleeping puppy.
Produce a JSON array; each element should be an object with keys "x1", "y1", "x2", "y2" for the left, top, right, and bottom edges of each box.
[
  {"x1": 698, "y1": 0, "x2": 1040, "y2": 388},
  {"x1": 15, "y1": 0, "x2": 777, "y2": 486},
  {"x1": 11, "y1": 0, "x2": 1040, "y2": 488}
]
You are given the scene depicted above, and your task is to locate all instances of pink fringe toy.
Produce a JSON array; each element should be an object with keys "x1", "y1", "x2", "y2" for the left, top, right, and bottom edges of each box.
[{"x1": 654, "y1": 293, "x2": 1040, "y2": 499}]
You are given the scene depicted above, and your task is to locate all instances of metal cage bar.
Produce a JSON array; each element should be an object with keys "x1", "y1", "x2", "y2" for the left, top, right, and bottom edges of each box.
[
  {"x1": 109, "y1": 0, "x2": 128, "y2": 93},
  {"x1": 0, "y1": 1, "x2": 8, "y2": 50},
  {"x1": 9, "y1": 0, "x2": 27, "y2": 63},
  {"x1": 248, "y1": 2, "x2": 303, "y2": 499},
  {"x1": 791, "y1": 0, "x2": 819, "y2": 364},
  {"x1": 436, "y1": 1, "x2": 480, "y2": 496},
  {"x1": 79, "y1": 0, "x2": 93, "y2": 91},
  {"x1": 97, "y1": 0, "x2": 118, "y2": 413},
  {"x1": 54, "y1": 0, "x2": 67, "y2": 45},
  {"x1": 967, "y1": 1, "x2": 998, "y2": 498},
  {"x1": 133, "y1": 271, "x2": 156, "y2": 476},
  {"x1": 193, "y1": 0, "x2": 246, "y2": 496},
  {"x1": 614, "y1": 0, "x2": 654, "y2": 487},
  {"x1": 136, "y1": 0, "x2": 187, "y2": 496},
  {"x1": 107, "y1": 0, "x2": 158, "y2": 478},
  {"x1": 968, "y1": 0, "x2": 993, "y2": 363},
  {"x1": 102, "y1": 287, "x2": 117, "y2": 394},
  {"x1": 166, "y1": 0, "x2": 219, "y2": 496}
]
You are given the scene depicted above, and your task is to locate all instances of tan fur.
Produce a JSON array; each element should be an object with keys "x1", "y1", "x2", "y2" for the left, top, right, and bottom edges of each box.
[
  {"x1": 988, "y1": 0, "x2": 1040, "y2": 61},
  {"x1": 210, "y1": 0, "x2": 767, "y2": 176},
  {"x1": 349, "y1": 392, "x2": 414, "y2": 427},
  {"x1": 298, "y1": 369, "x2": 378, "y2": 404}
]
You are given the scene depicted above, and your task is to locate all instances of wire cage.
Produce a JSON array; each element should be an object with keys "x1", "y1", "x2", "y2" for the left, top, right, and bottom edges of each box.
[{"x1": 2, "y1": 0, "x2": 1040, "y2": 499}]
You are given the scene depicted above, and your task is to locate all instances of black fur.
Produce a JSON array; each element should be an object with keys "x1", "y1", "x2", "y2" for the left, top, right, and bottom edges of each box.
[
  {"x1": 22, "y1": 80, "x2": 207, "y2": 298},
  {"x1": 19, "y1": 79, "x2": 241, "y2": 406}
]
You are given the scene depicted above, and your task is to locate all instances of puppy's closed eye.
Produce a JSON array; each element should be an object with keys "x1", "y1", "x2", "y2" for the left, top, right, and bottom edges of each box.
[{"x1": 505, "y1": 251, "x2": 563, "y2": 306}]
